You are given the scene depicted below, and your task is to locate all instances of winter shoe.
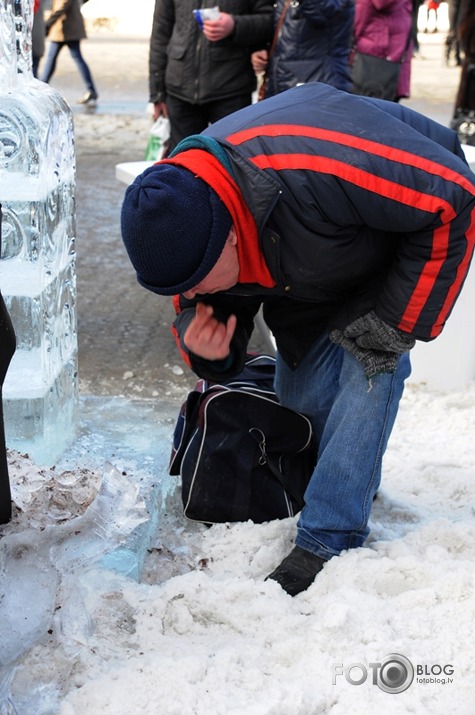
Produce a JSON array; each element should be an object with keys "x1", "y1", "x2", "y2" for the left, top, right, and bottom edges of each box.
[
  {"x1": 266, "y1": 545, "x2": 327, "y2": 596},
  {"x1": 77, "y1": 90, "x2": 98, "y2": 106}
]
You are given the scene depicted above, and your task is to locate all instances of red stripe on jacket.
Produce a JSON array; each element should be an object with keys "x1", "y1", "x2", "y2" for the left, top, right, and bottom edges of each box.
[
  {"x1": 228, "y1": 124, "x2": 475, "y2": 196},
  {"x1": 229, "y1": 126, "x2": 475, "y2": 337},
  {"x1": 422, "y1": 206, "x2": 475, "y2": 337},
  {"x1": 251, "y1": 152, "x2": 457, "y2": 221}
]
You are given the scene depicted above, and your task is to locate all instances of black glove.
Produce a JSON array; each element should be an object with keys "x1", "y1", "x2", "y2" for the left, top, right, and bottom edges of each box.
[{"x1": 329, "y1": 310, "x2": 415, "y2": 379}]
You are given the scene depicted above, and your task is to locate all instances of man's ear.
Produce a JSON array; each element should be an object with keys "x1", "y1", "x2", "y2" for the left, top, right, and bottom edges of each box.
[{"x1": 228, "y1": 226, "x2": 238, "y2": 246}]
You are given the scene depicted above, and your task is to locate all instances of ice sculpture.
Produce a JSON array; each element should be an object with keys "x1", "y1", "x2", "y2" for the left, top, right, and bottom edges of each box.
[
  {"x1": 0, "y1": 0, "x2": 78, "y2": 464},
  {"x1": 0, "y1": 462, "x2": 148, "y2": 713}
]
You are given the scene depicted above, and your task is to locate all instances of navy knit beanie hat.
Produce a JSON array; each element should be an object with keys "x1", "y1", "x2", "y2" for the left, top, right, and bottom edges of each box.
[{"x1": 120, "y1": 163, "x2": 232, "y2": 296}]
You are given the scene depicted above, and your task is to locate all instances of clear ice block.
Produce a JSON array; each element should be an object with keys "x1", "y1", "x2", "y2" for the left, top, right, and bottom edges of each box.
[{"x1": 0, "y1": 1, "x2": 78, "y2": 464}]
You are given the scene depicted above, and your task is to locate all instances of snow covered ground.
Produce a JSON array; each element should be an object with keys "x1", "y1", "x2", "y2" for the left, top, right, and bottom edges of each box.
[{"x1": 1, "y1": 374, "x2": 474, "y2": 714}]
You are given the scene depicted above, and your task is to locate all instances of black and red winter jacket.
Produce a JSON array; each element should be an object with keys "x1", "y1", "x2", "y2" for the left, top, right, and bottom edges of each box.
[{"x1": 172, "y1": 83, "x2": 475, "y2": 381}]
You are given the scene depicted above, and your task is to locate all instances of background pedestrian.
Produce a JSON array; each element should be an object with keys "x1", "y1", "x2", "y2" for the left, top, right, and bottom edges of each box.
[
  {"x1": 251, "y1": 0, "x2": 354, "y2": 99},
  {"x1": 149, "y1": 0, "x2": 274, "y2": 153},
  {"x1": 40, "y1": 0, "x2": 99, "y2": 106}
]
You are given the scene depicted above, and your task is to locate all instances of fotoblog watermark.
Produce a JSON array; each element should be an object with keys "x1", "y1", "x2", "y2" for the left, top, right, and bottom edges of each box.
[{"x1": 332, "y1": 653, "x2": 454, "y2": 694}]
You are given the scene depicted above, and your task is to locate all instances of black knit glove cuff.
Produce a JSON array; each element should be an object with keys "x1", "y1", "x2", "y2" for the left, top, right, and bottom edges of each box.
[{"x1": 330, "y1": 311, "x2": 415, "y2": 379}]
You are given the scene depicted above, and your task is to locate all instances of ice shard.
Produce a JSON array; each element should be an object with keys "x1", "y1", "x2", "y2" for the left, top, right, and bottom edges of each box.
[{"x1": 0, "y1": 0, "x2": 78, "y2": 465}]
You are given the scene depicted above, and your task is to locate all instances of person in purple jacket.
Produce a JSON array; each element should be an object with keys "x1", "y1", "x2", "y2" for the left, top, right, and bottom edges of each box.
[
  {"x1": 352, "y1": 0, "x2": 414, "y2": 101},
  {"x1": 121, "y1": 83, "x2": 475, "y2": 596}
]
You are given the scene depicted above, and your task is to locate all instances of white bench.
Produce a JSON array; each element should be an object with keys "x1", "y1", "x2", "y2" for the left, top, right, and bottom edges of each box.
[{"x1": 115, "y1": 161, "x2": 154, "y2": 186}]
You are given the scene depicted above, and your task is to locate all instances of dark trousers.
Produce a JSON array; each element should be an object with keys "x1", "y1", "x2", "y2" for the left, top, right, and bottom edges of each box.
[
  {"x1": 165, "y1": 94, "x2": 252, "y2": 152},
  {"x1": 40, "y1": 40, "x2": 97, "y2": 94}
]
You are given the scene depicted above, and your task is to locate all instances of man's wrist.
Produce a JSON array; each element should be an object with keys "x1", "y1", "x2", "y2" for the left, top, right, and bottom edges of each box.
[{"x1": 151, "y1": 92, "x2": 166, "y2": 104}]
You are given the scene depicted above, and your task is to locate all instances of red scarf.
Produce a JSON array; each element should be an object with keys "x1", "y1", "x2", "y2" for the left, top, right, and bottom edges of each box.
[{"x1": 162, "y1": 150, "x2": 276, "y2": 288}]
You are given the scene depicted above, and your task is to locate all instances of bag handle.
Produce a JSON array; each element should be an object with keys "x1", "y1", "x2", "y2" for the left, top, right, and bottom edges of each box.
[
  {"x1": 398, "y1": 27, "x2": 413, "y2": 65},
  {"x1": 266, "y1": 457, "x2": 306, "y2": 511},
  {"x1": 250, "y1": 427, "x2": 306, "y2": 510},
  {"x1": 268, "y1": 0, "x2": 292, "y2": 65},
  {"x1": 258, "y1": 0, "x2": 292, "y2": 101}
]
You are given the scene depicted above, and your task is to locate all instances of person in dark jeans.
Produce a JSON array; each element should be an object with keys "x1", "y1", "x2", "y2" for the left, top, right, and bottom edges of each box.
[{"x1": 40, "y1": 0, "x2": 98, "y2": 105}]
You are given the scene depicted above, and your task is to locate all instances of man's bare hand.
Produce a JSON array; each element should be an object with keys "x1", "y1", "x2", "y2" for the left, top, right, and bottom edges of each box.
[
  {"x1": 251, "y1": 49, "x2": 268, "y2": 73},
  {"x1": 184, "y1": 302, "x2": 237, "y2": 360},
  {"x1": 202, "y1": 12, "x2": 235, "y2": 42},
  {"x1": 153, "y1": 100, "x2": 168, "y2": 121}
]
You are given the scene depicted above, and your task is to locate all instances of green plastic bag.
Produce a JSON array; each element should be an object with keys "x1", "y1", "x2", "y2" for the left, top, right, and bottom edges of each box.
[{"x1": 144, "y1": 117, "x2": 171, "y2": 161}]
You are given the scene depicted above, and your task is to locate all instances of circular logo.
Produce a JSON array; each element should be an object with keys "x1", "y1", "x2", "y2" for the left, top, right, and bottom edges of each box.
[{"x1": 376, "y1": 653, "x2": 414, "y2": 694}]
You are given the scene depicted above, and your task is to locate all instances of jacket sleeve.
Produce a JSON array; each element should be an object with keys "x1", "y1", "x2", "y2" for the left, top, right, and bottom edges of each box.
[
  {"x1": 231, "y1": 0, "x2": 275, "y2": 48},
  {"x1": 364, "y1": 97, "x2": 467, "y2": 161},
  {"x1": 172, "y1": 293, "x2": 263, "y2": 382},
  {"x1": 46, "y1": 0, "x2": 72, "y2": 28},
  {"x1": 149, "y1": 0, "x2": 175, "y2": 103},
  {"x1": 320, "y1": 129, "x2": 475, "y2": 341},
  {"x1": 299, "y1": 0, "x2": 354, "y2": 26}
]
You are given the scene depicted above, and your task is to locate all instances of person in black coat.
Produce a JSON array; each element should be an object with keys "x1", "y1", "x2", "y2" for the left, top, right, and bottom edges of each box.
[{"x1": 149, "y1": 0, "x2": 274, "y2": 153}]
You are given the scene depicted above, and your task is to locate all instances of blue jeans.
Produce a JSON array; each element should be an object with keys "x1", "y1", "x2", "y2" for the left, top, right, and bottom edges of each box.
[
  {"x1": 274, "y1": 332, "x2": 411, "y2": 560},
  {"x1": 40, "y1": 40, "x2": 97, "y2": 94}
]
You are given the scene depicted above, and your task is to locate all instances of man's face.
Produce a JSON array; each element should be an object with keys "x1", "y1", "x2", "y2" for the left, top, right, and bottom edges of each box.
[{"x1": 182, "y1": 227, "x2": 239, "y2": 299}]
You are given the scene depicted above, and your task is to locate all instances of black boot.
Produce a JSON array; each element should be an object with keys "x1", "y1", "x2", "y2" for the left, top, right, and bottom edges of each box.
[{"x1": 266, "y1": 546, "x2": 327, "y2": 596}]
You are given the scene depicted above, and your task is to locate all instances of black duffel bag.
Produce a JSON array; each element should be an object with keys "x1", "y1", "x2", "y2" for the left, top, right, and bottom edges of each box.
[{"x1": 169, "y1": 355, "x2": 317, "y2": 525}]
